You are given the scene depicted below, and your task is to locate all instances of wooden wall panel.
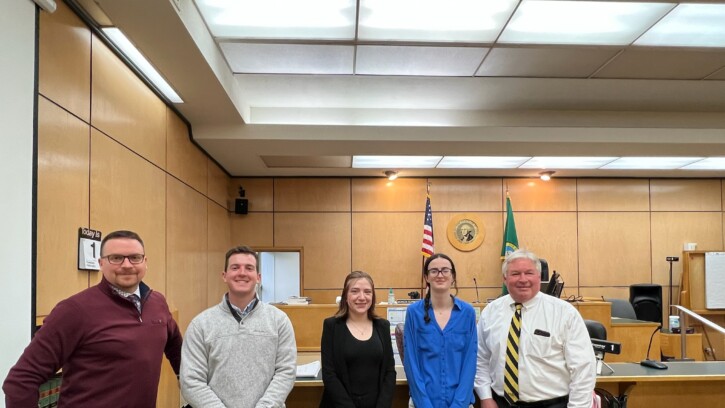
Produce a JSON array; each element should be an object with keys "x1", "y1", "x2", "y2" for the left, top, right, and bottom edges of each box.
[
  {"x1": 91, "y1": 36, "x2": 166, "y2": 168},
  {"x1": 36, "y1": 97, "x2": 91, "y2": 316},
  {"x1": 651, "y1": 212, "x2": 723, "y2": 285},
  {"x1": 352, "y1": 178, "x2": 427, "y2": 212},
  {"x1": 232, "y1": 178, "x2": 274, "y2": 211},
  {"x1": 208, "y1": 159, "x2": 229, "y2": 209},
  {"x1": 651, "y1": 179, "x2": 721, "y2": 211},
  {"x1": 425, "y1": 212, "x2": 503, "y2": 288},
  {"x1": 275, "y1": 178, "x2": 350, "y2": 211},
  {"x1": 208, "y1": 200, "x2": 230, "y2": 307},
  {"x1": 578, "y1": 286, "x2": 629, "y2": 301},
  {"x1": 166, "y1": 176, "x2": 208, "y2": 332},
  {"x1": 38, "y1": 1, "x2": 90, "y2": 122},
  {"x1": 577, "y1": 179, "x2": 650, "y2": 211},
  {"x1": 275, "y1": 213, "x2": 351, "y2": 289},
  {"x1": 505, "y1": 178, "x2": 577, "y2": 211},
  {"x1": 352, "y1": 213, "x2": 425, "y2": 288},
  {"x1": 514, "y1": 212, "x2": 579, "y2": 287},
  {"x1": 166, "y1": 109, "x2": 207, "y2": 193},
  {"x1": 230, "y1": 213, "x2": 274, "y2": 247},
  {"x1": 429, "y1": 178, "x2": 502, "y2": 211},
  {"x1": 89, "y1": 129, "x2": 167, "y2": 293},
  {"x1": 578, "y1": 212, "x2": 651, "y2": 286}
]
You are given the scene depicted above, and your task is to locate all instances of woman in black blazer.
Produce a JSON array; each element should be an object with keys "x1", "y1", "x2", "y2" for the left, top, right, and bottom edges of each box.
[{"x1": 320, "y1": 271, "x2": 396, "y2": 408}]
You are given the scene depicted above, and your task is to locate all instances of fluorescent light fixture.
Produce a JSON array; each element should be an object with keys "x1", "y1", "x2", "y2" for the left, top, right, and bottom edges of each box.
[
  {"x1": 358, "y1": 0, "x2": 518, "y2": 42},
  {"x1": 635, "y1": 4, "x2": 725, "y2": 48},
  {"x1": 196, "y1": 0, "x2": 356, "y2": 39},
  {"x1": 353, "y1": 156, "x2": 442, "y2": 168},
  {"x1": 520, "y1": 157, "x2": 617, "y2": 169},
  {"x1": 220, "y1": 43, "x2": 354, "y2": 74},
  {"x1": 601, "y1": 157, "x2": 703, "y2": 170},
  {"x1": 681, "y1": 158, "x2": 725, "y2": 170},
  {"x1": 102, "y1": 28, "x2": 183, "y2": 103},
  {"x1": 499, "y1": 0, "x2": 673, "y2": 45},
  {"x1": 437, "y1": 156, "x2": 531, "y2": 169}
]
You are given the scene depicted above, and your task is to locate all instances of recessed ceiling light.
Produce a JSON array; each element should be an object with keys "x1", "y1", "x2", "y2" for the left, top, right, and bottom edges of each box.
[
  {"x1": 520, "y1": 157, "x2": 617, "y2": 169},
  {"x1": 635, "y1": 4, "x2": 725, "y2": 48},
  {"x1": 539, "y1": 171, "x2": 555, "y2": 181},
  {"x1": 437, "y1": 156, "x2": 531, "y2": 168},
  {"x1": 384, "y1": 170, "x2": 398, "y2": 180},
  {"x1": 601, "y1": 157, "x2": 703, "y2": 170},
  {"x1": 353, "y1": 156, "x2": 442, "y2": 168}
]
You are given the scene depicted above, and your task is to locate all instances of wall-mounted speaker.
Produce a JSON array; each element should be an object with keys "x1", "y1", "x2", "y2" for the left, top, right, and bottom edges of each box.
[
  {"x1": 234, "y1": 198, "x2": 248, "y2": 215},
  {"x1": 629, "y1": 283, "x2": 662, "y2": 324}
]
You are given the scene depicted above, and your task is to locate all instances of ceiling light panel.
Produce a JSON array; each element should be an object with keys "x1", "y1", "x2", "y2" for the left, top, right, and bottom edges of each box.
[
  {"x1": 437, "y1": 156, "x2": 531, "y2": 168},
  {"x1": 353, "y1": 156, "x2": 442, "y2": 168},
  {"x1": 499, "y1": 0, "x2": 674, "y2": 45},
  {"x1": 602, "y1": 157, "x2": 703, "y2": 169},
  {"x1": 356, "y1": 46, "x2": 487, "y2": 76},
  {"x1": 195, "y1": 0, "x2": 356, "y2": 40},
  {"x1": 635, "y1": 4, "x2": 725, "y2": 48},
  {"x1": 101, "y1": 28, "x2": 183, "y2": 103},
  {"x1": 520, "y1": 157, "x2": 618, "y2": 169},
  {"x1": 358, "y1": 0, "x2": 519, "y2": 42},
  {"x1": 681, "y1": 158, "x2": 725, "y2": 170},
  {"x1": 220, "y1": 43, "x2": 354, "y2": 74}
]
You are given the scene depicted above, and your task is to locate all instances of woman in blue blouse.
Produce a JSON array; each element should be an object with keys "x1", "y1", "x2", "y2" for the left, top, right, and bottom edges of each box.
[{"x1": 403, "y1": 253, "x2": 477, "y2": 408}]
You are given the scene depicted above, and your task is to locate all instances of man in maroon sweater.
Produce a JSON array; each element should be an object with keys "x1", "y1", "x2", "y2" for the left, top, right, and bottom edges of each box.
[{"x1": 3, "y1": 230, "x2": 182, "y2": 408}]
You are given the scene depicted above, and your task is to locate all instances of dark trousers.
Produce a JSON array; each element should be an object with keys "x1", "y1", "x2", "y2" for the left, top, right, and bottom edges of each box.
[{"x1": 492, "y1": 390, "x2": 569, "y2": 408}]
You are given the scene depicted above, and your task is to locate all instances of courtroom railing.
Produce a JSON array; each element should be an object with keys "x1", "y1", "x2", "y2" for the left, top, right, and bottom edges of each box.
[{"x1": 670, "y1": 304, "x2": 725, "y2": 361}]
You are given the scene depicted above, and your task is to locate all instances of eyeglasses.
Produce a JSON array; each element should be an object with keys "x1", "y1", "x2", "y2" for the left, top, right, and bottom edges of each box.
[
  {"x1": 103, "y1": 254, "x2": 145, "y2": 265},
  {"x1": 427, "y1": 268, "x2": 452, "y2": 277}
]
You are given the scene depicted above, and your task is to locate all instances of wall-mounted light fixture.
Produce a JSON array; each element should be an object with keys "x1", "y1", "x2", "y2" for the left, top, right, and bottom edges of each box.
[
  {"x1": 384, "y1": 170, "x2": 398, "y2": 181},
  {"x1": 539, "y1": 171, "x2": 555, "y2": 181}
]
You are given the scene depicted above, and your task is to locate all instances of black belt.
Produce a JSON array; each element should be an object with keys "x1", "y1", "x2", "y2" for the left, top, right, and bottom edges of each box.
[{"x1": 493, "y1": 390, "x2": 569, "y2": 408}]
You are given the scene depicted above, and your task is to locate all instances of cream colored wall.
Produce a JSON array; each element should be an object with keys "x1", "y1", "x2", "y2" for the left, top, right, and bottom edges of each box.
[
  {"x1": 232, "y1": 177, "x2": 725, "y2": 317},
  {"x1": 36, "y1": 1, "x2": 230, "y2": 329}
]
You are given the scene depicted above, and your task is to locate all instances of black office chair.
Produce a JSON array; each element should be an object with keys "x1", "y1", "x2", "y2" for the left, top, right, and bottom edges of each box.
[
  {"x1": 540, "y1": 258, "x2": 549, "y2": 282},
  {"x1": 584, "y1": 319, "x2": 607, "y2": 340},
  {"x1": 606, "y1": 298, "x2": 637, "y2": 320},
  {"x1": 395, "y1": 323, "x2": 405, "y2": 364}
]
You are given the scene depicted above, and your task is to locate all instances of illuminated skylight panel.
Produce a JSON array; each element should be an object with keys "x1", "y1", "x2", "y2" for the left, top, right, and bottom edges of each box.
[
  {"x1": 520, "y1": 157, "x2": 618, "y2": 169},
  {"x1": 353, "y1": 156, "x2": 442, "y2": 168},
  {"x1": 601, "y1": 157, "x2": 703, "y2": 169},
  {"x1": 195, "y1": 0, "x2": 356, "y2": 39},
  {"x1": 102, "y1": 28, "x2": 183, "y2": 103},
  {"x1": 499, "y1": 0, "x2": 674, "y2": 45},
  {"x1": 437, "y1": 156, "x2": 530, "y2": 168},
  {"x1": 681, "y1": 158, "x2": 725, "y2": 170},
  {"x1": 358, "y1": 0, "x2": 518, "y2": 42},
  {"x1": 635, "y1": 4, "x2": 725, "y2": 48}
]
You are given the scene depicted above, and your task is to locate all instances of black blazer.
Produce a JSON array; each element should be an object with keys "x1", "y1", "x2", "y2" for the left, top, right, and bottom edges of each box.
[{"x1": 319, "y1": 316, "x2": 396, "y2": 408}]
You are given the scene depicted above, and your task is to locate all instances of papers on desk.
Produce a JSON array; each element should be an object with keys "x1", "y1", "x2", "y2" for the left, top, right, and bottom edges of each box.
[{"x1": 296, "y1": 360, "x2": 321, "y2": 378}]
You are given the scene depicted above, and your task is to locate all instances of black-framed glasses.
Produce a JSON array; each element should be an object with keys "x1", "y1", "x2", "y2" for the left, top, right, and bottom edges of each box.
[
  {"x1": 427, "y1": 268, "x2": 452, "y2": 277},
  {"x1": 103, "y1": 254, "x2": 145, "y2": 265}
]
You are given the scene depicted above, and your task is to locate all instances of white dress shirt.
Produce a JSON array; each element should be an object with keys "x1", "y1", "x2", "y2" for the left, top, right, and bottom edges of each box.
[{"x1": 474, "y1": 292, "x2": 597, "y2": 408}]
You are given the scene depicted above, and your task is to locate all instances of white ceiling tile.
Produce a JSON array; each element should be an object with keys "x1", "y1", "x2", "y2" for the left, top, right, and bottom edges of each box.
[
  {"x1": 499, "y1": 0, "x2": 674, "y2": 46},
  {"x1": 602, "y1": 157, "x2": 703, "y2": 170},
  {"x1": 636, "y1": 4, "x2": 725, "y2": 48},
  {"x1": 477, "y1": 46, "x2": 619, "y2": 77},
  {"x1": 220, "y1": 43, "x2": 354, "y2": 74},
  {"x1": 195, "y1": 0, "x2": 356, "y2": 40},
  {"x1": 594, "y1": 48, "x2": 725, "y2": 80},
  {"x1": 521, "y1": 157, "x2": 618, "y2": 169},
  {"x1": 356, "y1": 45, "x2": 487, "y2": 76},
  {"x1": 358, "y1": 0, "x2": 518, "y2": 42}
]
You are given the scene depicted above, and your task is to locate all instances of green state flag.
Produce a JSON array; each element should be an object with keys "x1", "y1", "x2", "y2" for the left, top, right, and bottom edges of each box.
[{"x1": 500, "y1": 195, "x2": 519, "y2": 295}]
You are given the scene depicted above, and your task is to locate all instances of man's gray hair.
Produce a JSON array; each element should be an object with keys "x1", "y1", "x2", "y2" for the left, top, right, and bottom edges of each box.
[{"x1": 502, "y1": 249, "x2": 542, "y2": 277}]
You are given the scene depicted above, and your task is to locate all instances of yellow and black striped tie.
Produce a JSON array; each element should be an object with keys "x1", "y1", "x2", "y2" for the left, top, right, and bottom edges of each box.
[{"x1": 504, "y1": 303, "x2": 523, "y2": 404}]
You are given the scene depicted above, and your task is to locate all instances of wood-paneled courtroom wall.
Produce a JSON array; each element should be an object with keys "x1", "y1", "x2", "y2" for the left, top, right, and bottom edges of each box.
[{"x1": 36, "y1": 3, "x2": 231, "y2": 405}]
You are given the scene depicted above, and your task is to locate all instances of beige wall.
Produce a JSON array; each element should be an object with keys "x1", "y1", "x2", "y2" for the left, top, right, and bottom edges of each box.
[{"x1": 232, "y1": 177, "x2": 725, "y2": 320}]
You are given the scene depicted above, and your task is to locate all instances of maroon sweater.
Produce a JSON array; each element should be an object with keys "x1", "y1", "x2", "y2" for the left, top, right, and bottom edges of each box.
[{"x1": 3, "y1": 278, "x2": 182, "y2": 408}]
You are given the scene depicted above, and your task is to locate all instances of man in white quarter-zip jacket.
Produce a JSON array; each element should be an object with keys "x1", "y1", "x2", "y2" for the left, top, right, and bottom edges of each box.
[{"x1": 181, "y1": 245, "x2": 297, "y2": 408}]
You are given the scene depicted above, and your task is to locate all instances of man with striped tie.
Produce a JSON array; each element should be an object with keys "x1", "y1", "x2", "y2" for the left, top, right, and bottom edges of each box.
[{"x1": 474, "y1": 250, "x2": 596, "y2": 408}]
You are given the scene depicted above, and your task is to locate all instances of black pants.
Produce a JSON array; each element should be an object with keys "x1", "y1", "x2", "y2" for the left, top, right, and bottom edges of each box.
[{"x1": 492, "y1": 391, "x2": 569, "y2": 408}]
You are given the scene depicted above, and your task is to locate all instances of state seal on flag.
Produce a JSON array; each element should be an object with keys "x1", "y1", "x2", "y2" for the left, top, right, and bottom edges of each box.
[{"x1": 447, "y1": 213, "x2": 485, "y2": 251}]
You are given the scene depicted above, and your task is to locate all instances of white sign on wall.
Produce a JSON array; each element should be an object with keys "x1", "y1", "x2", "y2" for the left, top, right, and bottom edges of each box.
[{"x1": 78, "y1": 228, "x2": 102, "y2": 270}]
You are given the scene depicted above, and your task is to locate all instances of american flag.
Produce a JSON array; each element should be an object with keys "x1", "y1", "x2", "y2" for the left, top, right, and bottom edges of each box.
[{"x1": 421, "y1": 193, "x2": 434, "y2": 257}]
